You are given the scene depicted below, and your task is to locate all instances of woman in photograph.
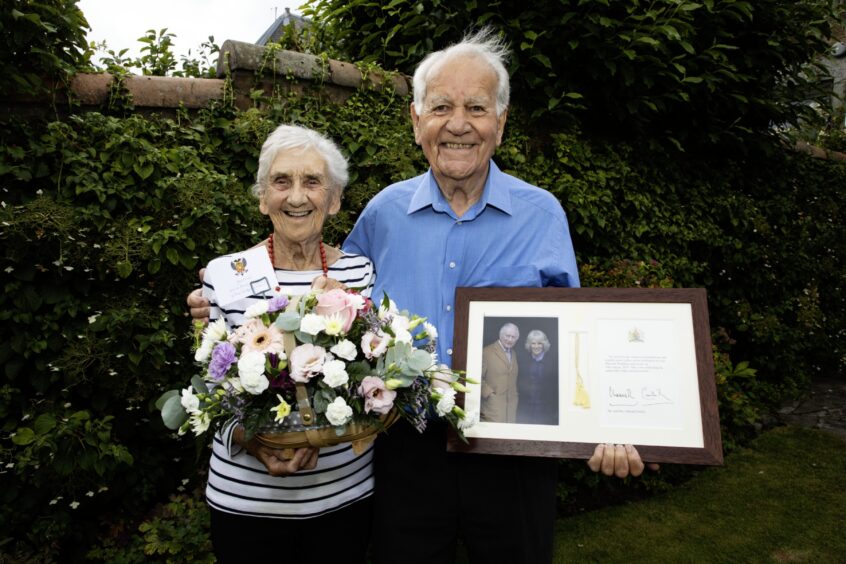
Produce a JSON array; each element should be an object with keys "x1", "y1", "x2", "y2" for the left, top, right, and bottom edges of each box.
[{"x1": 517, "y1": 329, "x2": 559, "y2": 425}]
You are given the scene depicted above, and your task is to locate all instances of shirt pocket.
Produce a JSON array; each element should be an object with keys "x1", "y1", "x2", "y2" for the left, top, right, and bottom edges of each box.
[{"x1": 472, "y1": 265, "x2": 541, "y2": 288}]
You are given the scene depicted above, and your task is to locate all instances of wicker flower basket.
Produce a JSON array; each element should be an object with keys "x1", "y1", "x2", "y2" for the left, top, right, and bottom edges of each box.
[{"x1": 254, "y1": 348, "x2": 399, "y2": 455}]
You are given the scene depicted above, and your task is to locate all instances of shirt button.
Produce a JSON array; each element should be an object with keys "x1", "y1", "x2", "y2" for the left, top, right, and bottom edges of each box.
[
  {"x1": 449, "y1": 261, "x2": 456, "y2": 269},
  {"x1": 447, "y1": 348, "x2": 453, "y2": 356},
  {"x1": 446, "y1": 304, "x2": 452, "y2": 311}
]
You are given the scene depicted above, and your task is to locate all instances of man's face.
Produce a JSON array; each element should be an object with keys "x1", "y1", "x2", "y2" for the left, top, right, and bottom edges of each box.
[
  {"x1": 499, "y1": 327, "x2": 519, "y2": 350},
  {"x1": 411, "y1": 54, "x2": 507, "y2": 189}
]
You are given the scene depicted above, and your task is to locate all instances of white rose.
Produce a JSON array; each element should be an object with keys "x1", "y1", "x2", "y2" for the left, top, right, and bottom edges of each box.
[
  {"x1": 299, "y1": 313, "x2": 326, "y2": 335},
  {"x1": 435, "y1": 387, "x2": 456, "y2": 417},
  {"x1": 322, "y1": 360, "x2": 349, "y2": 388},
  {"x1": 244, "y1": 301, "x2": 269, "y2": 318},
  {"x1": 180, "y1": 387, "x2": 200, "y2": 414},
  {"x1": 238, "y1": 351, "x2": 269, "y2": 394},
  {"x1": 325, "y1": 397, "x2": 353, "y2": 426},
  {"x1": 330, "y1": 339, "x2": 358, "y2": 361}
]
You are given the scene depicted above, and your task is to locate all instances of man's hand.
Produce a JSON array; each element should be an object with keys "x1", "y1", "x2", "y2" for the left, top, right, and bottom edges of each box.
[
  {"x1": 187, "y1": 268, "x2": 210, "y2": 323},
  {"x1": 587, "y1": 443, "x2": 659, "y2": 478}
]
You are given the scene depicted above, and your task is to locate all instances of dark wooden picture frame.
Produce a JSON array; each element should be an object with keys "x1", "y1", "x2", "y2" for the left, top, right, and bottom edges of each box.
[{"x1": 447, "y1": 287, "x2": 723, "y2": 465}]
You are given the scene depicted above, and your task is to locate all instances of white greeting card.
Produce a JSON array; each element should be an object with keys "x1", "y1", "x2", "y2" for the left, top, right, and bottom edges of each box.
[{"x1": 203, "y1": 246, "x2": 276, "y2": 307}]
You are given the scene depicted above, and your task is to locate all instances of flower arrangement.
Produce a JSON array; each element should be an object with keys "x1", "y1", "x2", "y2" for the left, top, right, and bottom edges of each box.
[{"x1": 157, "y1": 288, "x2": 477, "y2": 449}]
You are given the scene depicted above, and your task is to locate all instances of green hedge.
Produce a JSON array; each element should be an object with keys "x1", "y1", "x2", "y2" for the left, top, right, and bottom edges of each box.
[{"x1": 2, "y1": 1, "x2": 845, "y2": 559}]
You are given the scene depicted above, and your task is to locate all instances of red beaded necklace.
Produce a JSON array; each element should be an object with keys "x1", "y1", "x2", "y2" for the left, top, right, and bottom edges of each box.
[{"x1": 266, "y1": 233, "x2": 328, "y2": 276}]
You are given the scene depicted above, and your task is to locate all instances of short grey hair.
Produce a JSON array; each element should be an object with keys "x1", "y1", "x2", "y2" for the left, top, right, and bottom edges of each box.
[
  {"x1": 524, "y1": 330, "x2": 551, "y2": 353},
  {"x1": 499, "y1": 322, "x2": 519, "y2": 339},
  {"x1": 412, "y1": 27, "x2": 510, "y2": 117},
  {"x1": 252, "y1": 124, "x2": 349, "y2": 198}
]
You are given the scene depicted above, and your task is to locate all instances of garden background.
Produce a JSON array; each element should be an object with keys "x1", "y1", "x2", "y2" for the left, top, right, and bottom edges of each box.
[{"x1": 1, "y1": 0, "x2": 844, "y2": 560}]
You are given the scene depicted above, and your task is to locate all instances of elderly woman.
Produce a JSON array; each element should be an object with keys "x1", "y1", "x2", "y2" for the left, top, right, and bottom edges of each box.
[
  {"x1": 201, "y1": 125, "x2": 375, "y2": 563},
  {"x1": 517, "y1": 329, "x2": 559, "y2": 425}
]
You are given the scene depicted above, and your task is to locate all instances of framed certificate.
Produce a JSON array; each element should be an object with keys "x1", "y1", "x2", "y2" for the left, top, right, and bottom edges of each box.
[{"x1": 447, "y1": 287, "x2": 723, "y2": 465}]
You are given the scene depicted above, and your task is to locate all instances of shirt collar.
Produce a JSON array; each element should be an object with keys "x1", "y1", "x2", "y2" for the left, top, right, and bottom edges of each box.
[{"x1": 407, "y1": 160, "x2": 513, "y2": 216}]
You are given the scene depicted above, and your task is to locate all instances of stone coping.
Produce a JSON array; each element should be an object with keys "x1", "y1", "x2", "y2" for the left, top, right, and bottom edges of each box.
[{"x1": 215, "y1": 39, "x2": 410, "y2": 96}]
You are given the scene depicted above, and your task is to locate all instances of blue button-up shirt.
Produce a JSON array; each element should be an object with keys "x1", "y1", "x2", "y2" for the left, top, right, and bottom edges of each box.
[{"x1": 343, "y1": 160, "x2": 579, "y2": 366}]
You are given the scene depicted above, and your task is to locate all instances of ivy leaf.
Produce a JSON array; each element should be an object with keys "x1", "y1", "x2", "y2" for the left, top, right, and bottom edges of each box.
[
  {"x1": 34, "y1": 413, "x2": 56, "y2": 435},
  {"x1": 12, "y1": 427, "x2": 35, "y2": 445}
]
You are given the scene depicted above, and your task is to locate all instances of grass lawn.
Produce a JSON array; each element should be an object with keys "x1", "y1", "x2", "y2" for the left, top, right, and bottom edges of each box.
[{"x1": 553, "y1": 426, "x2": 846, "y2": 563}]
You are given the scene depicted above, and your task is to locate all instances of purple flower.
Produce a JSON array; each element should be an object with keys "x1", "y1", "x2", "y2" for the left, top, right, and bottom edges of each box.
[
  {"x1": 267, "y1": 295, "x2": 289, "y2": 313},
  {"x1": 208, "y1": 342, "x2": 236, "y2": 381}
]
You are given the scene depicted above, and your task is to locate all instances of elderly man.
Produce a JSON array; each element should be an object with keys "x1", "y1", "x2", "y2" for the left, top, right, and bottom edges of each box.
[
  {"x1": 342, "y1": 29, "x2": 654, "y2": 563},
  {"x1": 480, "y1": 323, "x2": 520, "y2": 423},
  {"x1": 189, "y1": 27, "x2": 652, "y2": 564}
]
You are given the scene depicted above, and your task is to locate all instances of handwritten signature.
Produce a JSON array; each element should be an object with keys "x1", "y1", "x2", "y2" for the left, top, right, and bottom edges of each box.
[{"x1": 608, "y1": 386, "x2": 674, "y2": 407}]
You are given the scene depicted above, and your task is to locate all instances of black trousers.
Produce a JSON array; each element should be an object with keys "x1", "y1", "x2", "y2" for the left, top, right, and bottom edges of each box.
[
  {"x1": 209, "y1": 497, "x2": 372, "y2": 563},
  {"x1": 372, "y1": 421, "x2": 558, "y2": 564}
]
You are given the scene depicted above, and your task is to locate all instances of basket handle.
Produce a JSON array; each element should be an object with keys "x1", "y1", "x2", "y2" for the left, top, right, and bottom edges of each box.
[{"x1": 282, "y1": 331, "x2": 318, "y2": 427}]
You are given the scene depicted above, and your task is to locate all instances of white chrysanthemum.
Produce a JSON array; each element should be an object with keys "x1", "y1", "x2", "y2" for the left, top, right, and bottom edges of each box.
[
  {"x1": 244, "y1": 301, "x2": 269, "y2": 318},
  {"x1": 238, "y1": 351, "x2": 269, "y2": 394},
  {"x1": 434, "y1": 387, "x2": 456, "y2": 417},
  {"x1": 423, "y1": 322, "x2": 438, "y2": 340},
  {"x1": 325, "y1": 396, "x2": 353, "y2": 426},
  {"x1": 322, "y1": 360, "x2": 349, "y2": 387},
  {"x1": 194, "y1": 340, "x2": 214, "y2": 362},
  {"x1": 203, "y1": 318, "x2": 228, "y2": 342},
  {"x1": 458, "y1": 411, "x2": 479, "y2": 430},
  {"x1": 323, "y1": 313, "x2": 345, "y2": 336},
  {"x1": 190, "y1": 412, "x2": 212, "y2": 435},
  {"x1": 180, "y1": 387, "x2": 200, "y2": 414},
  {"x1": 299, "y1": 313, "x2": 326, "y2": 335},
  {"x1": 330, "y1": 339, "x2": 357, "y2": 361}
]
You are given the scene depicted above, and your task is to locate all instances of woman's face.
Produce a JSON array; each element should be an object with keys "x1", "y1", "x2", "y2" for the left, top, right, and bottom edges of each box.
[
  {"x1": 530, "y1": 340, "x2": 544, "y2": 356},
  {"x1": 259, "y1": 148, "x2": 341, "y2": 245}
]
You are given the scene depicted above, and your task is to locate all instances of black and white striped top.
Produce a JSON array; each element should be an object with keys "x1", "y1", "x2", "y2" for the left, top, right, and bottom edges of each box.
[{"x1": 203, "y1": 251, "x2": 376, "y2": 519}]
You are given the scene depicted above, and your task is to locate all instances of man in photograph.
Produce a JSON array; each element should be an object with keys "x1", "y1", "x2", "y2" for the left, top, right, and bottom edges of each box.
[{"x1": 480, "y1": 322, "x2": 520, "y2": 423}]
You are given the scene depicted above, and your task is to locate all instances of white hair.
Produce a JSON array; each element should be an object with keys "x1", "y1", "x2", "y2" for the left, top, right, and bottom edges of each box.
[
  {"x1": 524, "y1": 330, "x2": 551, "y2": 353},
  {"x1": 499, "y1": 322, "x2": 519, "y2": 339},
  {"x1": 412, "y1": 27, "x2": 510, "y2": 116},
  {"x1": 252, "y1": 124, "x2": 348, "y2": 198}
]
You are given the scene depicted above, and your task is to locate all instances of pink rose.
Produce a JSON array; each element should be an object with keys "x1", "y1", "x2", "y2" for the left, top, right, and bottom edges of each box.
[
  {"x1": 316, "y1": 289, "x2": 357, "y2": 333},
  {"x1": 289, "y1": 343, "x2": 326, "y2": 383},
  {"x1": 358, "y1": 376, "x2": 397, "y2": 415}
]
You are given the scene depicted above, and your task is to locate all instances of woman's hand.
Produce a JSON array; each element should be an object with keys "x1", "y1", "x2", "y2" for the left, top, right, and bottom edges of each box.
[
  {"x1": 187, "y1": 268, "x2": 210, "y2": 323},
  {"x1": 233, "y1": 426, "x2": 319, "y2": 477},
  {"x1": 587, "y1": 443, "x2": 660, "y2": 478},
  {"x1": 311, "y1": 275, "x2": 347, "y2": 292}
]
